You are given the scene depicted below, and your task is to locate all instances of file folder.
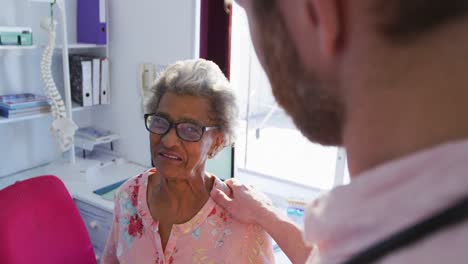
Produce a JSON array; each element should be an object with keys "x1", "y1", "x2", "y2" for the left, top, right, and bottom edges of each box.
[
  {"x1": 92, "y1": 58, "x2": 100, "y2": 105},
  {"x1": 100, "y1": 58, "x2": 110, "y2": 104},
  {"x1": 70, "y1": 55, "x2": 93, "y2": 107},
  {"x1": 80, "y1": 60, "x2": 93, "y2": 106},
  {"x1": 77, "y1": 0, "x2": 107, "y2": 45}
]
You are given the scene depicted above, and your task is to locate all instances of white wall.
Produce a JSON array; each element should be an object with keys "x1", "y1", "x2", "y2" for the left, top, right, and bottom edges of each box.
[{"x1": 91, "y1": 0, "x2": 199, "y2": 167}]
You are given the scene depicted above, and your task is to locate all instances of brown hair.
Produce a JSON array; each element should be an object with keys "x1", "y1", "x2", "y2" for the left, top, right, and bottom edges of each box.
[
  {"x1": 376, "y1": 0, "x2": 468, "y2": 44},
  {"x1": 253, "y1": 0, "x2": 468, "y2": 44}
]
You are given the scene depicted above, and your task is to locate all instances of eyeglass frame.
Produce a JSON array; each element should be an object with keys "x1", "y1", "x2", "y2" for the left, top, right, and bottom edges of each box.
[{"x1": 144, "y1": 113, "x2": 220, "y2": 142}]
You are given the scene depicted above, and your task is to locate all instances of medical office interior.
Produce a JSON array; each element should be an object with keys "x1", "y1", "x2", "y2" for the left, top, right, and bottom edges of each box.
[{"x1": 0, "y1": 0, "x2": 350, "y2": 263}]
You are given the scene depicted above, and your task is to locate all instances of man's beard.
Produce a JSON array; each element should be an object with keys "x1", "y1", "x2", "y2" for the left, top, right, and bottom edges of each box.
[{"x1": 251, "y1": 4, "x2": 345, "y2": 146}]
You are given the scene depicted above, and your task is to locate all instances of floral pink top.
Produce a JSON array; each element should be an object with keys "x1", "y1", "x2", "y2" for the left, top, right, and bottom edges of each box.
[{"x1": 101, "y1": 168, "x2": 274, "y2": 264}]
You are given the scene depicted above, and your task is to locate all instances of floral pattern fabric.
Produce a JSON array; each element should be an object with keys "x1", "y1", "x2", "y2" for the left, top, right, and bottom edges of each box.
[{"x1": 101, "y1": 169, "x2": 274, "y2": 264}]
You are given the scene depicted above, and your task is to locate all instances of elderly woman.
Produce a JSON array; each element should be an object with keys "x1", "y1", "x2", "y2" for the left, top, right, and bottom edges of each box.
[{"x1": 101, "y1": 59, "x2": 274, "y2": 263}]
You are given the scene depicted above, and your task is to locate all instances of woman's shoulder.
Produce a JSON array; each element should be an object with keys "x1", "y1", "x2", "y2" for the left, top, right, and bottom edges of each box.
[
  {"x1": 114, "y1": 168, "x2": 155, "y2": 201},
  {"x1": 209, "y1": 177, "x2": 270, "y2": 231}
]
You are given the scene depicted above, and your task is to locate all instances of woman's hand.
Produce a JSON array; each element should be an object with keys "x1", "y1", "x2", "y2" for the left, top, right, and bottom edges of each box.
[{"x1": 210, "y1": 178, "x2": 275, "y2": 225}]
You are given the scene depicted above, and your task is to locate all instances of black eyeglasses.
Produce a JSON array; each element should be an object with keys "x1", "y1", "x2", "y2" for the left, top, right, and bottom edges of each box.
[{"x1": 144, "y1": 114, "x2": 219, "y2": 142}]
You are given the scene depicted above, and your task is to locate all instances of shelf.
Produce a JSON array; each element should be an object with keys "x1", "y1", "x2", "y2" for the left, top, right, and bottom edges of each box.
[
  {"x1": 0, "y1": 103, "x2": 94, "y2": 124},
  {"x1": 28, "y1": 0, "x2": 55, "y2": 3},
  {"x1": 0, "y1": 44, "x2": 106, "y2": 51},
  {"x1": 0, "y1": 46, "x2": 37, "y2": 56},
  {"x1": 0, "y1": 45, "x2": 36, "y2": 50},
  {"x1": 57, "y1": 44, "x2": 107, "y2": 49},
  {"x1": 75, "y1": 132, "x2": 120, "y2": 152}
]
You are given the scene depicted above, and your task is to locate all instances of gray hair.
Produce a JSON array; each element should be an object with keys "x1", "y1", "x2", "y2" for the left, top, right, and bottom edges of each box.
[{"x1": 145, "y1": 59, "x2": 238, "y2": 148}]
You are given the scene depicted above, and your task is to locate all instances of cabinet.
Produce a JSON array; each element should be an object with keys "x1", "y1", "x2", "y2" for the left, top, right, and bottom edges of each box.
[
  {"x1": 0, "y1": 0, "x2": 110, "y2": 177},
  {"x1": 74, "y1": 198, "x2": 113, "y2": 261}
]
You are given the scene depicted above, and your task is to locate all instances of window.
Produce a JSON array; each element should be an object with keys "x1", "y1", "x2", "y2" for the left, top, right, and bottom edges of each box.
[{"x1": 230, "y1": 3, "x2": 346, "y2": 191}]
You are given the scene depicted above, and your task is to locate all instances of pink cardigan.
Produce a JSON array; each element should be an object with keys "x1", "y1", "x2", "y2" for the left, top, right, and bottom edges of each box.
[{"x1": 101, "y1": 169, "x2": 274, "y2": 264}]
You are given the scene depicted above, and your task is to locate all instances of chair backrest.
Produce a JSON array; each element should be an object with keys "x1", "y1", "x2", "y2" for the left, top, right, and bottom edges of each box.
[{"x1": 0, "y1": 175, "x2": 96, "y2": 264}]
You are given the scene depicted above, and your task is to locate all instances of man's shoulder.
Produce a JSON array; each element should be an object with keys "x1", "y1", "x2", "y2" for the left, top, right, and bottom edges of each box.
[{"x1": 386, "y1": 221, "x2": 468, "y2": 263}]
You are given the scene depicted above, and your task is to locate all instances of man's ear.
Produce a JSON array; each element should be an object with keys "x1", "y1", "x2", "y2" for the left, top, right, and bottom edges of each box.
[
  {"x1": 279, "y1": 0, "x2": 343, "y2": 65},
  {"x1": 310, "y1": 0, "x2": 343, "y2": 57}
]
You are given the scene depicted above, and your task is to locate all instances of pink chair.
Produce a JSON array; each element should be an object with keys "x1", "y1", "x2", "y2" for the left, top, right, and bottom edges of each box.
[{"x1": 0, "y1": 175, "x2": 97, "y2": 264}]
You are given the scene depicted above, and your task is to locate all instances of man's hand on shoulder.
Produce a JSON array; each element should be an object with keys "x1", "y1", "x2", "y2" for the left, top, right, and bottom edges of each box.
[
  {"x1": 210, "y1": 178, "x2": 275, "y2": 225},
  {"x1": 211, "y1": 178, "x2": 313, "y2": 263}
]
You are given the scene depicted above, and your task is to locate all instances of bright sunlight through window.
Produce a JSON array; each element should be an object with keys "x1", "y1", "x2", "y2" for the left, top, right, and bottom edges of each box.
[{"x1": 230, "y1": 3, "x2": 347, "y2": 190}]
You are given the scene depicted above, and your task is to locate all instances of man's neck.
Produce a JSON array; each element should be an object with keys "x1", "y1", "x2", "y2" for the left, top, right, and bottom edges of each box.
[{"x1": 343, "y1": 20, "x2": 468, "y2": 176}]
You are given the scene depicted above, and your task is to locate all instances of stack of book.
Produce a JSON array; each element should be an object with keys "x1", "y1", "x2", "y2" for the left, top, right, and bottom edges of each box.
[{"x1": 0, "y1": 93, "x2": 50, "y2": 118}]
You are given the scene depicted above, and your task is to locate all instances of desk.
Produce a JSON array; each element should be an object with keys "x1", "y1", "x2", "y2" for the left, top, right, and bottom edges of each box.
[
  {"x1": 0, "y1": 157, "x2": 291, "y2": 263},
  {"x1": 0, "y1": 157, "x2": 147, "y2": 211}
]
